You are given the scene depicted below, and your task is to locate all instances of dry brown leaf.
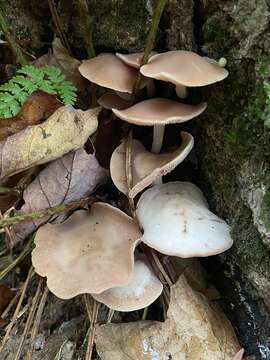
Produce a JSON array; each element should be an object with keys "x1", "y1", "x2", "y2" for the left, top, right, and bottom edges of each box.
[
  {"x1": 96, "y1": 274, "x2": 240, "y2": 360},
  {"x1": 0, "y1": 91, "x2": 62, "y2": 141},
  {"x1": 232, "y1": 348, "x2": 245, "y2": 359},
  {"x1": 0, "y1": 105, "x2": 100, "y2": 181},
  {"x1": 0, "y1": 284, "x2": 13, "y2": 316},
  {"x1": 10, "y1": 147, "x2": 108, "y2": 244},
  {"x1": 35, "y1": 38, "x2": 86, "y2": 92}
]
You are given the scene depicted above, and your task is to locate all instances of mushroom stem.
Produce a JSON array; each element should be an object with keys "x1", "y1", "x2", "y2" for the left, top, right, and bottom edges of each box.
[
  {"x1": 175, "y1": 84, "x2": 188, "y2": 99},
  {"x1": 151, "y1": 125, "x2": 165, "y2": 154}
]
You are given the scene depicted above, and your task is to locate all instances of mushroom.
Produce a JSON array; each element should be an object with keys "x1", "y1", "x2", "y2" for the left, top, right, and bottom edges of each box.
[
  {"x1": 116, "y1": 52, "x2": 157, "y2": 69},
  {"x1": 98, "y1": 92, "x2": 130, "y2": 110},
  {"x1": 78, "y1": 53, "x2": 138, "y2": 93},
  {"x1": 110, "y1": 131, "x2": 194, "y2": 198},
  {"x1": 112, "y1": 98, "x2": 206, "y2": 153},
  {"x1": 32, "y1": 203, "x2": 141, "y2": 299},
  {"x1": 92, "y1": 258, "x2": 163, "y2": 311},
  {"x1": 140, "y1": 50, "x2": 229, "y2": 99},
  {"x1": 116, "y1": 52, "x2": 157, "y2": 97},
  {"x1": 136, "y1": 182, "x2": 233, "y2": 258}
]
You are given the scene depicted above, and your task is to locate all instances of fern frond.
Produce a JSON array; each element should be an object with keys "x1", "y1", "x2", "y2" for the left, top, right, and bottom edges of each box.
[{"x1": 0, "y1": 65, "x2": 77, "y2": 118}]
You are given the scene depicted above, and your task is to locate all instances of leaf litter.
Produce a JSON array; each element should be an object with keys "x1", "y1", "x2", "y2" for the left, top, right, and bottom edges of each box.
[
  {"x1": 0, "y1": 105, "x2": 100, "y2": 180},
  {"x1": 10, "y1": 147, "x2": 108, "y2": 244}
]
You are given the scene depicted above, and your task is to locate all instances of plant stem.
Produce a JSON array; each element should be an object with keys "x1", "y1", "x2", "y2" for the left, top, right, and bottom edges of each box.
[
  {"x1": 76, "y1": 0, "x2": 96, "y2": 59},
  {"x1": 0, "y1": 6, "x2": 27, "y2": 66},
  {"x1": 0, "y1": 266, "x2": 34, "y2": 353},
  {"x1": 0, "y1": 235, "x2": 34, "y2": 280},
  {"x1": 0, "y1": 196, "x2": 96, "y2": 228},
  {"x1": 133, "y1": 0, "x2": 167, "y2": 94},
  {"x1": 85, "y1": 299, "x2": 99, "y2": 360},
  {"x1": 48, "y1": 0, "x2": 72, "y2": 55}
]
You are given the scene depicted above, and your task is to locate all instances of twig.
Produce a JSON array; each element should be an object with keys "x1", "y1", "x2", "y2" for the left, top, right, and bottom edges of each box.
[
  {"x1": 151, "y1": 250, "x2": 173, "y2": 287},
  {"x1": 48, "y1": 0, "x2": 72, "y2": 55},
  {"x1": 125, "y1": 130, "x2": 136, "y2": 217},
  {"x1": 85, "y1": 299, "x2": 99, "y2": 360},
  {"x1": 1, "y1": 288, "x2": 22, "y2": 319},
  {"x1": 0, "y1": 196, "x2": 96, "y2": 228},
  {"x1": 83, "y1": 294, "x2": 93, "y2": 320},
  {"x1": 0, "y1": 267, "x2": 34, "y2": 352},
  {"x1": 0, "y1": 235, "x2": 34, "y2": 280},
  {"x1": 27, "y1": 285, "x2": 49, "y2": 360},
  {"x1": 107, "y1": 308, "x2": 114, "y2": 323},
  {"x1": 76, "y1": 0, "x2": 95, "y2": 59},
  {"x1": 133, "y1": 0, "x2": 167, "y2": 94},
  {"x1": 14, "y1": 278, "x2": 44, "y2": 360},
  {"x1": 0, "y1": 6, "x2": 27, "y2": 65}
]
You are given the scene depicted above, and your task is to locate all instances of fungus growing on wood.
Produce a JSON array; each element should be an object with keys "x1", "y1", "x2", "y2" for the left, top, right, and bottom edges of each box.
[
  {"x1": 79, "y1": 53, "x2": 138, "y2": 93},
  {"x1": 32, "y1": 203, "x2": 141, "y2": 299},
  {"x1": 97, "y1": 92, "x2": 130, "y2": 110},
  {"x1": 113, "y1": 98, "x2": 206, "y2": 153},
  {"x1": 116, "y1": 52, "x2": 157, "y2": 69},
  {"x1": 92, "y1": 258, "x2": 163, "y2": 311},
  {"x1": 140, "y1": 50, "x2": 228, "y2": 99},
  {"x1": 110, "y1": 131, "x2": 194, "y2": 198},
  {"x1": 136, "y1": 182, "x2": 233, "y2": 257}
]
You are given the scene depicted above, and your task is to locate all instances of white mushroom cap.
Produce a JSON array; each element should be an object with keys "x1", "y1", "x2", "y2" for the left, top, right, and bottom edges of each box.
[
  {"x1": 140, "y1": 51, "x2": 229, "y2": 87},
  {"x1": 112, "y1": 98, "x2": 207, "y2": 126},
  {"x1": 115, "y1": 52, "x2": 157, "y2": 69},
  {"x1": 92, "y1": 258, "x2": 163, "y2": 311},
  {"x1": 78, "y1": 53, "x2": 138, "y2": 93},
  {"x1": 110, "y1": 132, "x2": 194, "y2": 198},
  {"x1": 32, "y1": 203, "x2": 141, "y2": 299},
  {"x1": 136, "y1": 182, "x2": 233, "y2": 258}
]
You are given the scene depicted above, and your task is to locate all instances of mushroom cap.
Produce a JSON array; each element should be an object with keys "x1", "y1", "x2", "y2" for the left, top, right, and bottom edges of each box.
[
  {"x1": 115, "y1": 52, "x2": 157, "y2": 69},
  {"x1": 78, "y1": 54, "x2": 138, "y2": 93},
  {"x1": 140, "y1": 51, "x2": 229, "y2": 87},
  {"x1": 98, "y1": 93, "x2": 130, "y2": 110},
  {"x1": 110, "y1": 131, "x2": 194, "y2": 198},
  {"x1": 112, "y1": 98, "x2": 207, "y2": 126},
  {"x1": 136, "y1": 182, "x2": 233, "y2": 258},
  {"x1": 32, "y1": 203, "x2": 141, "y2": 299},
  {"x1": 92, "y1": 258, "x2": 163, "y2": 311}
]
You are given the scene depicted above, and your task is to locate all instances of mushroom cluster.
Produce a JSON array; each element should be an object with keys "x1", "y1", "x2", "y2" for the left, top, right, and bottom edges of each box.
[{"x1": 32, "y1": 50, "x2": 231, "y2": 314}]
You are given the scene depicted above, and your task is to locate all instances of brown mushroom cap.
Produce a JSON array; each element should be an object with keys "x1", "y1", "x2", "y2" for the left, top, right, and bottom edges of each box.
[
  {"x1": 97, "y1": 93, "x2": 130, "y2": 110},
  {"x1": 110, "y1": 131, "x2": 194, "y2": 198},
  {"x1": 32, "y1": 203, "x2": 141, "y2": 299},
  {"x1": 112, "y1": 98, "x2": 207, "y2": 126},
  {"x1": 92, "y1": 258, "x2": 163, "y2": 311},
  {"x1": 115, "y1": 52, "x2": 157, "y2": 69},
  {"x1": 78, "y1": 54, "x2": 138, "y2": 93},
  {"x1": 140, "y1": 51, "x2": 228, "y2": 87}
]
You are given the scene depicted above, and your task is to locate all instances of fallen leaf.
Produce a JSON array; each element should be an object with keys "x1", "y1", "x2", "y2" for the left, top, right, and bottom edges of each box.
[
  {"x1": 0, "y1": 105, "x2": 100, "y2": 181},
  {"x1": 0, "y1": 91, "x2": 62, "y2": 141},
  {"x1": 232, "y1": 348, "x2": 244, "y2": 359},
  {"x1": 94, "y1": 117, "x2": 121, "y2": 168},
  {"x1": 35, "y1": 38, "x2": 86, "y2": 92},
  {"x1": 10, "y1": 147, "x2": 108, "y2": 244},
  {"x1": 96, "y1": 274, "x2": 240, "y2": 360},
  {"x1": 0, "y1": 283, "x2": 13, "y2": 316}
]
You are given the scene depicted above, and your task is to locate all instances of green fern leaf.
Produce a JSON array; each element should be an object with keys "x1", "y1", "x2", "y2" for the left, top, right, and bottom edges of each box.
[{"x1": 0, "y1": 64, "x2": 77, "y2": 118}]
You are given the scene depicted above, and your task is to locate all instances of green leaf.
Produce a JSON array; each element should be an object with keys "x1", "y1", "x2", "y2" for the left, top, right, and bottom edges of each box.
[{"x1": 0, "y1": 64, "x2": 77, "y2": 118}]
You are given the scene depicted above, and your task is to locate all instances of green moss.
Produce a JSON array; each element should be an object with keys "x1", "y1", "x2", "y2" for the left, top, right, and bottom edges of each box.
[
  {"x1": 203, "y1": 14, "x2": 235, "y2": 55},
  {"x1": 92, "y1": 0, "x2": 153, "y2": 51}
]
